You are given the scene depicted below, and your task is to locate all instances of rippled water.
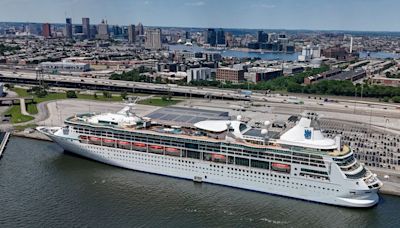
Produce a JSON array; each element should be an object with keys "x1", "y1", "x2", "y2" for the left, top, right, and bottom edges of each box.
[{"x1": 1, "y1": 137, "x2": 400, "y2": 227}]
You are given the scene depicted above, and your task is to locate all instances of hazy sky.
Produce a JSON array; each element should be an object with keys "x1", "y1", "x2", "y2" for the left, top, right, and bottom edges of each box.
[{"x1": 1, "y1": 0, "x2": 400, "y2": 31}]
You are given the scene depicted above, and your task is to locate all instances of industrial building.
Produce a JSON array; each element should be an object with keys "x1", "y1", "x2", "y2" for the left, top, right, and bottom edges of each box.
[
  {"x1": 216, "y1": 67, "x2": 245, "y2": 84},
  {"x1": 244, "y1": 67, "x2": 283, "y2": 83},
  {"x1": 39, "y1": 61, "x2": 91, "y2": 73}
]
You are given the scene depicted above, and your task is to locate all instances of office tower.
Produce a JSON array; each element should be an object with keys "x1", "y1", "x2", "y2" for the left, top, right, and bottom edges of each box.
[
  {"x1": 42, "y1": 23, "x2": 51, "y2": 38},
  {"x1": 145, "y1": 28, "x2": 162, "y2": 49},
  {"x1": 82, "y1": 17, "x2": 90, "y2": 39},
  {"x1": 216, "y1": 29, "x2": 226, "y2": 45},
  {"x1": 74, "y1": 25, "x2": 83, "y2": 34},
  {"x1": 257, "y1": 31, "x2": 268, "y2": 43},
  {"x1": 97, "y1": 19, "x2": 109, "y2": 40},
  {"x1": 206, "y1": 28, "x2": 216, "y2": 46},
  {"x1": 65, "y1": 18, "x2": 73, "y2": 39},
  {"x1": 136, "y1": 22, "x2": 144, "y2": 36},
  {"x1": 185, "y1": 31, "x2": 190, "y2": 40},
  {"x1": 128, "y1": 24, "x2": 136, "y2": 43}
]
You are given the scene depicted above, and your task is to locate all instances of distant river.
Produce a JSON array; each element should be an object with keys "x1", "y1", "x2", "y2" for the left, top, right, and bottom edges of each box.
[
  {"x1": 169, "y1": 45, "x2": 400, "y2": 61},
  {"x1": 1, "y1": 137, "x2": 400, "y2": 227}
]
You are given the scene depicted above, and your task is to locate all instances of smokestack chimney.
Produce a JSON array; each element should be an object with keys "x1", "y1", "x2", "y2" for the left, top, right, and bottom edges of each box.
[{"x1": 350, "y1": 37, "x2": 353, "y2": 54}]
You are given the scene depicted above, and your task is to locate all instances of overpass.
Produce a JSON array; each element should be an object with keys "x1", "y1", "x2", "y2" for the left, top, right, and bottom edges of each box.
[{"x1": 0, "y1": 73, "x2": 251, "y2": 101}]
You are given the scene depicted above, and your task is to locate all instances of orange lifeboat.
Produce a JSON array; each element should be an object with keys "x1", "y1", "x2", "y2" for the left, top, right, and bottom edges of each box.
[
  {"x1": 271, "y1": 163, "x2": 291, "y2": 173},
  {"x1": 118, "y1": 141, "x2": 131, "y2": 149},
  {"x1": 133, "y1": 142, "x2": 147, "y2": 148},
  {"x1": 212, "y1": 154, "x2": 226, "y2": 161},
  {"x1": 165, "y1": 147, "x2": 180, "y2": 155},
  {"x1": 149, "y1": 145, "x2": 164, "y2": 150},
  {"x1": 89, "y1": 136, "x2": 102, "y2": 145},
  {"x1": 79, "y1": 135, "x2": 89, "y2": 140},
  {"x1": 102, "y1": 138, "x2": 115, "y2": 146}
]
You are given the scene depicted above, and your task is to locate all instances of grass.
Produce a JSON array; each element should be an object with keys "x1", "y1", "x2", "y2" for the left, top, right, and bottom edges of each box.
[
  {"x1": 4, "y1": 105, "x2": 34, "y2": 124},
  {"x1": 13, "y1": 123, "x2": 38, "y2": 131},
  {"x1": 5, "y1": 88, "x2": 152, "y2": 124},
  {"x1": 77, "y1": 94, "x2": 123, "y2": 102},
  {"x1": 26, "y1": 103, "x2": 38, "y2": 115},
  {"x1": 138, "y1": 97, "x2": 182, "y2": 107}
]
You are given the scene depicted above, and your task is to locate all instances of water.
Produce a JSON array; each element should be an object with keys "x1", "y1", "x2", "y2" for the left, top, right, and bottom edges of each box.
[
  {"x1": 1, "y1": 137, "x2": 400, "y2": 227},
  {"x1": 169, "y1": 45, "x2": 400, "y2": 61},
  {"x1": 168, "y1": 44, "x2": 300, "y2": 61}
]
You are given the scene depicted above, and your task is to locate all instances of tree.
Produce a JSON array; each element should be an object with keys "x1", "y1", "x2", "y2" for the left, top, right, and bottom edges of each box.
[
  {"x1": 66, "y1": 91, "x2": 77, "y2": 98},
  {"x1": 103, "y1": 91, "x2": 112, "y2": 98},
  {"x1": 94, "y1": 93, "x2": 98, "y2": 99},
  {"x1": 392, "y1": 96, "x2": 400, "y2": 103},
  {"x1": 120, "y1": 91, "x2": 128, "y2": 100}
]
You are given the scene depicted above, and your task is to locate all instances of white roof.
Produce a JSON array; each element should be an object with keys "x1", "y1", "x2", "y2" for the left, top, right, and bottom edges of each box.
[
  {"x1": 279, "y1": 118, "x2": 337, "y2": 149},
  {"x1": 194, "y1": 120, "x2": 246, "y2": 138},
  {"x1": 87, "y1": 113, "x2": 141, "y2": 125}
]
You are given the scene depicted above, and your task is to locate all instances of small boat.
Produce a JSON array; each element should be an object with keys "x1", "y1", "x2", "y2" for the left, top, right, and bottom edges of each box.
[
  {"x1": 89, "y1": 136, "x2": 102, "y2": 145},
  {"x1": 79, "y1": 135, "x2": 89, "y2": 140},
  {"x1": 272, "y1": 163, "x2": 291, "y2": 173},
  {"x1": 149, "y1": 145, "x2": 164, "y2": 150},
  {"x1": 118, "y1": 141, "x2": 131, "y2": 149},
  {"x1": 212, "y1": 154, "x2": 226, "y2": 162},
  {"x1": 132, "y1": 142, "x2": 147, "y2": 151},
  {"x1": 133, "y1": 142, "x2": 147, "y2": 148},
  {"x1": 102, "y1": 138, "x2": 115, "y2": 146},
  {"x1": 165, "y1": 147, "x2": 180, "y2": 156}
]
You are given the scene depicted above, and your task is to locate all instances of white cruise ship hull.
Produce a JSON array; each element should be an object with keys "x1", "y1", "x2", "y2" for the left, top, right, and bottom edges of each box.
[{"x1": 44, "y1": 131, "x2": 379, "y2": 208}]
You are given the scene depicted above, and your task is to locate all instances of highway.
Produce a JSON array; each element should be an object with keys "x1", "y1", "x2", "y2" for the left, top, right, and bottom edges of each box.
[{"x1": 0, "y1": 69, "x2": 399, "y2": 121}]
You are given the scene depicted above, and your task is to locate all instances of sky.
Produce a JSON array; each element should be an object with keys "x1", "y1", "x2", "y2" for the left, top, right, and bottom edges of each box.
[{"x1": 0, "y1": 0, "x2": 400, "y2": 31}]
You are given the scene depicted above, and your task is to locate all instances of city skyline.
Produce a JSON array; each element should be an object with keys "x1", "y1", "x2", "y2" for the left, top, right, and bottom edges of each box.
[{"x1": 0, "y1": 0, "x2": 400, "y2": 32}]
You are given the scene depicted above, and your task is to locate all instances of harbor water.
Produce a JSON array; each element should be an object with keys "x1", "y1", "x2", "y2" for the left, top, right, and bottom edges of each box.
[{"x1": 1, "y1": 137, "x2": 400, "y2": 228}]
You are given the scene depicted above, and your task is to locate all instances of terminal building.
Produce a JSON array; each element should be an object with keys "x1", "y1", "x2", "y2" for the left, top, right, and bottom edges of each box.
[{"x1": 39, "y1": 61, "x2": 91, "y2": 73}]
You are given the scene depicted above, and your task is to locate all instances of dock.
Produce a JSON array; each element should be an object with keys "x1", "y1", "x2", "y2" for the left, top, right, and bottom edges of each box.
[{"x1": 0, "y1": 131, "x2": 11, "y2": 158}]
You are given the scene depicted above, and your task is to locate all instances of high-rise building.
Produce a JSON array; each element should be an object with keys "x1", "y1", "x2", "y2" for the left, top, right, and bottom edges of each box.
[
  {"x1": 216, "y1": 29, "x2": 226, "y2": 45},
  {"x1": 82, "y1": 17, "x2": 90, "y2": 39},
  {"x1": 97, "y1": 19, "x2": 109, "y2": 40},
  {"x1": 136, "y1": 22, "x2": 144, "y2": 36},
  {"x1": 74, "y1": 25, "x2": 83, "y2": 34},
  {"x1": 206, "y1": 28, "x2": 216, "y2": 46},
  {"x1": 42, "y1": 23, "x2": 51, "y2": 38},
  {"x1": 128, "y1": 24, "x2": 136, "y2": 43},
  {"x1": 257, "y1": 31, "x2": 268, "y2": 43},
  {"x1": 145, "y1": 28, "x2": 162, "y2": 50},
  {"x1": 65, "y1": 18, "x2": 73, "y2": 39}
]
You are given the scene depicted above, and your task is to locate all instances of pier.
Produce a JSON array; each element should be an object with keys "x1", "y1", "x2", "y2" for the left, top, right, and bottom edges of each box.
[{"x1": 0, "y1": 131, "x2": 11, "y2": 158}]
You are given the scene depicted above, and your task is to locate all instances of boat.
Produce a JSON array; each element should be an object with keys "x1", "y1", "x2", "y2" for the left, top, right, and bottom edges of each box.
[
  {"x1": 118, "y1": 141, "x2": 131, "y2": 149},
  {"x1": 37, "y1": 106, "x2": 382, "y2": 208}
]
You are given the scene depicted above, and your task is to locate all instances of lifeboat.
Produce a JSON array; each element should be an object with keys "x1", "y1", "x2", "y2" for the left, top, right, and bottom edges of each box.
[
  {"x1": 133, "y1": 142, "x2": 147, "y2": 148},
  {"x1": 149, "y1": 145, "x2": 164, "y2": 154},
  {"x1": 149, "y1": 145, "x2": 164, "y2": 150},
  {"x1": 79, "y1": 135, "x2": 89, "y2": 140},
  {"x1": 132, "y1": 142, "x2": 147, "y2": 151},
  {"x1": 118, "y1": 141, "x2": 131, "y2": 149},
  {"x1": 272, "y1": 163, "x2": 291, "y2": 173},
  {"x1": 89, "y1": 136, "x2": 102, "y2": 145},
  {"x1": 102, "y1": 138, "x2": 115, "y2": 146},
  {"x1": 165, "y1": 147, "x2": 180, "y2": 156},
  {"x1": 212, "y1": 154, "x2": 226, "y2": 162}
]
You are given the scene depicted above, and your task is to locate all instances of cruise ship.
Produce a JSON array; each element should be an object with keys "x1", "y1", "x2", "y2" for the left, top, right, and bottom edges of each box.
[{"x1": 37, "y1": 105, "x2": 382, "y2": 207}]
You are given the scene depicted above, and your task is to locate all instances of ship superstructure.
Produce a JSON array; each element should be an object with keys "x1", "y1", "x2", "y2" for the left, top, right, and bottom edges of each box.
[{"x1": 37, "y1": 105, "x2": 382, "y2": 207}]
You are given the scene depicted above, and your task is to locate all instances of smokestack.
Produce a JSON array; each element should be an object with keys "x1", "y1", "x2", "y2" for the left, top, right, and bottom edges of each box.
[{"x1": 350, "y1": 37, "x2": 353, "y2": 54}]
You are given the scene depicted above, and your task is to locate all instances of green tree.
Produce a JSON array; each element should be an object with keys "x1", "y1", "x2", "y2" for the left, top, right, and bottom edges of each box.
[
  {"x1": 103, "y1": 91, "x2": 112, "y2": 98},
  {"x1": 120, "y1": 91, "x2": 128, "y2": 99},
  {"x1": 66, "y1": 91, "x2": 77, "y2": 98},
  {"x1": 392, "y1": 96, "x2": 400, "y2": 103}
]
